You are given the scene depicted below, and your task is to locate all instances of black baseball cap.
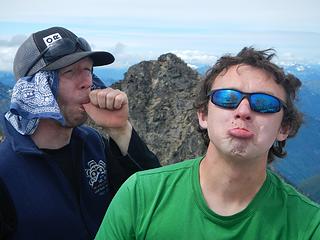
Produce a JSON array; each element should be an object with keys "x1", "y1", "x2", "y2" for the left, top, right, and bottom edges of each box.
[{"x1": 13, "y1": 26, "x2": 115, "y2": 80}]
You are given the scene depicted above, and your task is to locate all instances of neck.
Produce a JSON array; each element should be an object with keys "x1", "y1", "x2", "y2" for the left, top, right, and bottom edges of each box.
[
  {"x1": 31, "y1": 119, "x2": 73, "y2": 149},
  {"x1": 200, "y1": 143, "x2": 267, "y2": 216}
]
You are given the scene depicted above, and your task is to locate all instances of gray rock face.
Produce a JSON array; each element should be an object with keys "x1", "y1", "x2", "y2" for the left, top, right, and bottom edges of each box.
[{"x1": 111, "y1": 53, "x2": 207, "y2": 165}]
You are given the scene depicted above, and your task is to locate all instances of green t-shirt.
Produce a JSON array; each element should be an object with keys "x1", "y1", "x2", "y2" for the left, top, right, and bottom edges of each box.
[{"x1": 95, "y1": 157, "x2": 320, "y2": 240}]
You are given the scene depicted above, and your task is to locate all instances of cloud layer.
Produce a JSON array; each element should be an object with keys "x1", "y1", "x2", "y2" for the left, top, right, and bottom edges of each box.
[{"x1": 0, "y1": 0, "x2": 319, "y2": 71}]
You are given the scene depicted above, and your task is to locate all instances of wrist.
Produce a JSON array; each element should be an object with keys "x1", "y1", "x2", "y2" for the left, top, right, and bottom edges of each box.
[{"x1": 104, "y1": 121, "x2": 132, "y2": 155}]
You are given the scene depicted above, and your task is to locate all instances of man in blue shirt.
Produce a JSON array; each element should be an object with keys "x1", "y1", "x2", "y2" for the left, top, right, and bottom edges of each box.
[{"x1": 0, "y1": 26, "x2": 160, "y2": 240}]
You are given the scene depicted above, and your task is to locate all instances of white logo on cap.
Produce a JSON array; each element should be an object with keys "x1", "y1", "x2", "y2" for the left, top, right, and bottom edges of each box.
[{"x1": 43, "y1": 33, "x2": 62, "y2": 47}]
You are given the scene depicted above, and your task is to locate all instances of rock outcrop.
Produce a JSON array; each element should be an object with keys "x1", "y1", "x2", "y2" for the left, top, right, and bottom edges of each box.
[{"x1": 111, "y1": 53, "x2": 207, "y2": 165}]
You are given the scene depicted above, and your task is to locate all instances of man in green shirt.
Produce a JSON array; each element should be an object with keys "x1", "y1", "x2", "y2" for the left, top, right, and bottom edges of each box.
[{"x1": 95, "y1": 47, "x2": 320, "y2": 239}]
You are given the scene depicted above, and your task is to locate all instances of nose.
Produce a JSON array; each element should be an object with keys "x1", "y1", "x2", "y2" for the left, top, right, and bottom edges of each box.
[
  {"x1": 234, "y1": 98, "x2": 252, "y2": 120},
  {"x1": 79, "y1": 71, "x2": 93, "y2": 90}
]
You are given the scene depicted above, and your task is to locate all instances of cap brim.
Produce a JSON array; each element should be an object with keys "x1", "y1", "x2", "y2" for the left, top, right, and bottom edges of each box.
[{"x1": 42, "y1": 51, "x2": 115, "y2": 71}]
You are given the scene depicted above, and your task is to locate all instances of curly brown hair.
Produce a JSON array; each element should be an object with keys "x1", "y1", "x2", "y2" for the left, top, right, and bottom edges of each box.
[{"x1": 194, "y1": 47, "x2": 303, "y2": 163}]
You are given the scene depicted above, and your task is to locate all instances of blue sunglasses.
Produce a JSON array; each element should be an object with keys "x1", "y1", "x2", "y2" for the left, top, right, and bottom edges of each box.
[
  {"x1": 26, "y1": 37, "x2": 91, "y2": 76},
  {"x1": 208, "y1": 88, "x2": 287, "y2": 113}
]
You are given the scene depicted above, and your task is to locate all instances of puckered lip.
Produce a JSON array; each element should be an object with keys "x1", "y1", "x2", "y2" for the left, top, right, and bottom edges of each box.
[
  {"x1": 81, "y1": 99, "x2": 91, "y2": 105},
  {"x1": 79, "y1": 96, "x2": 91, "y2": 105},
  {"x1": 228, "y1": 127, "x2": 254, "y2": 139}
]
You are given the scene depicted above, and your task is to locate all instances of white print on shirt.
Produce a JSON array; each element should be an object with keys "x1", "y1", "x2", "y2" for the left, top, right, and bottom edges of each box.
[{"x1": 85, "y1": 160, "x2": 108, "y2": 195}]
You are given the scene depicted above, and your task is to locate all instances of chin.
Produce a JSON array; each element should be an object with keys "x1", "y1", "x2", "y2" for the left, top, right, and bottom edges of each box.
[{"x1": 64, "y1": 115, "x2": 88, "y2": 128}]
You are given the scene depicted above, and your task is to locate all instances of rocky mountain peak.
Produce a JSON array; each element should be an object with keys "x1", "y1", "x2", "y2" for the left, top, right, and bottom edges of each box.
[{"x1": 112, "y1": 53, "x2": 206, "y2": 165}]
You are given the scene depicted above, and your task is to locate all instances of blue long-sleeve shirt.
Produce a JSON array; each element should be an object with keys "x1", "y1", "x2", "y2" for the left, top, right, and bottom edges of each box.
[{"x1": 0, "y1": 116, "x2": 160, "y2": 240}]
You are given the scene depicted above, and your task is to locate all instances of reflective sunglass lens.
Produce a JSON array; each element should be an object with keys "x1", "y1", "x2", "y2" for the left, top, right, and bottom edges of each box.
[
  {"x1": 212, "y1": 89, "x2": 241, "y2": 109},
  {"x1": 251, "y1": 94, "x2": 280, "y2": 113}
]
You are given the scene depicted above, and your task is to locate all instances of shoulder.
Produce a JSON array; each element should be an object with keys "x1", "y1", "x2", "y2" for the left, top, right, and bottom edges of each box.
[
  {"x1": 0, "y1": 139, "x2": 16, "y2": 167},
  {"x1": 137, "y1": 157, "x2": 200, "y2": 178},
  {"x1": 122, "y1": 157, "x2": 201, "y2": 191},
  {"x1": 110, "y1": 157, "x2": 202, "y2": 211},
  {"x1": 268, "y1": 170, "x2": 320, "y2": 212},
  {"x1": 0, "y1": 137, "x2": 10, "y2": 153},
  {"x1": 262, "y1": 171, "x2": 320, "y2": 238}
]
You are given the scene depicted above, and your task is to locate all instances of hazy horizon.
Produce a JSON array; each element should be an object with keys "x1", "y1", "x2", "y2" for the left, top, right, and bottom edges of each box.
[{"x1": 1, "y1": 0, "x2": 320, "y2": 72}]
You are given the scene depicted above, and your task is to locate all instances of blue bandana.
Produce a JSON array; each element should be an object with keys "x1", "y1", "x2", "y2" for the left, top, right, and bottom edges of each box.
[
  {"x1": 5, "y1": 72, "x2": 107, "y2": 135},
  {"x1": 5, "y1": 71, "x2": 64, "y2": 135}
]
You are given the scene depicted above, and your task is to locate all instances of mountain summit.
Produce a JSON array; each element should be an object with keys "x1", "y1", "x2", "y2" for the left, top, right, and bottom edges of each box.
[{"x1": 112, "y1": 53, "x2": 206, "y2": 165}]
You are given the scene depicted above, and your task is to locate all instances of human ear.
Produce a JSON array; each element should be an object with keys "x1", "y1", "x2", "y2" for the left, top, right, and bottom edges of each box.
[
  {"x1": 276, "y1": 125, "x2": 289, "y2": 142},
  {"x1": 197, "y1": 111, "x2": 208, "y2": 129}
]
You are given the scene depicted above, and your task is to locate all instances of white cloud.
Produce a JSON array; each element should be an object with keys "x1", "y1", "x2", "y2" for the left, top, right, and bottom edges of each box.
[
  {"x1": 0, "y1": 35, "x2": 27, "y2": 71},
  {"x1": 172, "y1": 50, "x2": 218, "y2": 66},
  {"x1": 0, "y1": 47, "x2": 16, "y2": 71},
  {"x1": 0, "y1": 35, "x2": 26, "y2": 47},
  {"x1": 0, "y1": 0, "x2": 319, "y2": 71}
]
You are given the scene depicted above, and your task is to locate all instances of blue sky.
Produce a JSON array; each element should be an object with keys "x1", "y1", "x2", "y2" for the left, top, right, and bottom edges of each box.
[{"x1": 0, "y1": 0, "x2": 320, "y2": 72}]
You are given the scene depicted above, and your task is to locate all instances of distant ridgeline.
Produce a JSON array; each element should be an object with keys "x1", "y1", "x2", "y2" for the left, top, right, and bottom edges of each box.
[{"x1": 0, "y1": 55, "x2": 320, "y2": 203}]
